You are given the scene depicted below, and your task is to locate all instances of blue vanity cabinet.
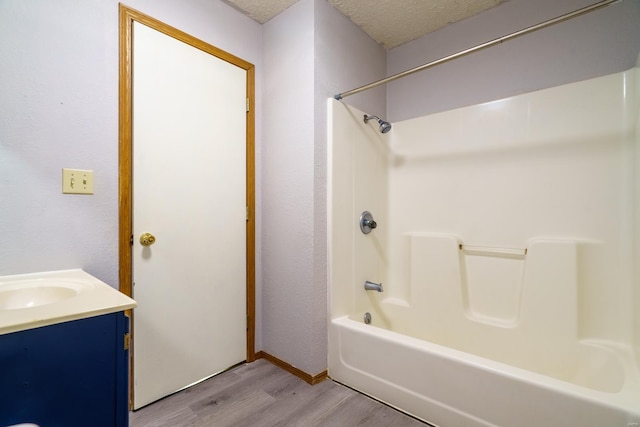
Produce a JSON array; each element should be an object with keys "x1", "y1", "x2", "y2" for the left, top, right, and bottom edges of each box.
[{"x1": 0, "y1": 312, "x2": 130, "y2": 427}]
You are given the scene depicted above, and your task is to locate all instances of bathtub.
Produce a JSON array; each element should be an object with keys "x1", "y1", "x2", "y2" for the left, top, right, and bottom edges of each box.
[
  {"x1": 327, "y1": 237, "x2": 640, "y2": 426},
  {"x1": 328, "y1": 237, "x2": 640, "y2": 425},
  {"x1": 329, "y1": 315, "x2": 640, "y2": 426},
  {"x1": 327, "y1": 67, "x2": 640, "y2": 427}
]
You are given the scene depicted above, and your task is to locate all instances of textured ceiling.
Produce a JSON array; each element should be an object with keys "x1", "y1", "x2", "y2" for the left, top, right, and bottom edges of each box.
[
  {"x1": 222, "y1": 0, "x2": 299, "y2": 24},
  {"x1": 222, "y1": 0, "x2": 506, "y2": 49}
]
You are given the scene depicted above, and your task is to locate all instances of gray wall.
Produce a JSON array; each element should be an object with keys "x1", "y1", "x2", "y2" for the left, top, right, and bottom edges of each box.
[
  {"x1": 261, "y1": 0, "x2": 385, "y2": 375},
  {"x1": 262, "y1": 0, "x2": 317, "y2": 373},
  {"x1": 387, "y1": 0, "x2": 640, "y2": 121},
  {"x1": 0, "y1": 0, "x2": 264, "y2": 342}
]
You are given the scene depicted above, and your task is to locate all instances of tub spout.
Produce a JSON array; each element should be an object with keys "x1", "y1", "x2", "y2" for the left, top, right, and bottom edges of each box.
[{"x1": 364, "y1": 281, "x2": 383, "y2": 292}]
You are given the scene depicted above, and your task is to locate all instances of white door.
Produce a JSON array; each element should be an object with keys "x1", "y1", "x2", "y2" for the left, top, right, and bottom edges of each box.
[{"x1": 131, "y1": 22, "x2": 247, "y2": 409}]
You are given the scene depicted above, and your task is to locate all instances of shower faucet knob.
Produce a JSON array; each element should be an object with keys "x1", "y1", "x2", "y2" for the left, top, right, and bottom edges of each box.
[
  {"x1": 360, "y1": 211, "x2": 377, "y2": 234},
  {"x1": 364, "y1": 219, "x2": 377, "y2": 229}
]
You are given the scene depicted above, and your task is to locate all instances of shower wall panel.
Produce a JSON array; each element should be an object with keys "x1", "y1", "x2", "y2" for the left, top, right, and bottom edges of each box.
[
  {"x1": 386, "y1": 68, "x2": 637, "y2": 348},
  {"x1": 328, "y1": 67, "x2": 640, "y2": 426}
]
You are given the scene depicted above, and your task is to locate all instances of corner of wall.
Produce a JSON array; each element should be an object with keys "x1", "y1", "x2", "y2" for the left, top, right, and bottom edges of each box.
[{"x1": 634, "y1": 62, "x2": 640, "y2": 367}]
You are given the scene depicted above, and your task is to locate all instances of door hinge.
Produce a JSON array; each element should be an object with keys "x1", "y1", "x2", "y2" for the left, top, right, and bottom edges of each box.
[
  {"x1": 246, "y1": 206, "x2": 249, "y2": 221},
  {"x1": 246, "y1": 97, "x2": 250, "y2": 113},
  {"x1": 130, "y1": 234, "x2": 134, "y2": 246},
  {"x1": 124, "y1": 333, "x2": 131, "y2": 350}
]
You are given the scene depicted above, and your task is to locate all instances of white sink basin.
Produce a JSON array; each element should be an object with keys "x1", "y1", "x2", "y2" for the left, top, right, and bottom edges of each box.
[
  {"x1": 0, "y1": 269, "x2": 137, "y2": 335},
  {"x1": 0, "y1": 280, "x2": 91, "y2": 310}
]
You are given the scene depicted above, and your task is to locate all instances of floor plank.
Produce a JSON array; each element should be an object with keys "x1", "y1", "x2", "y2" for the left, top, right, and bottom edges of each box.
[{"x1": 130, "y1": 359, "x2": 428, "y2": 426}]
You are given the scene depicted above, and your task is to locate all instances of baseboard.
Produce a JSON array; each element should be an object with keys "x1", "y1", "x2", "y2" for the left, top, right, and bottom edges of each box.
[{"x1": 255, "y1": 351, "x2": 328, "y2": 385}]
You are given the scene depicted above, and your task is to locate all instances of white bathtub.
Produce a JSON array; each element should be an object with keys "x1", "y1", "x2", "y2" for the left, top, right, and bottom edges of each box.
[
  {"x1": 328, "y1": 67, "x2": 640, "y2": 427},
  {"x1": 329, "y1": 315, "x2": 640, "y2": 426}
]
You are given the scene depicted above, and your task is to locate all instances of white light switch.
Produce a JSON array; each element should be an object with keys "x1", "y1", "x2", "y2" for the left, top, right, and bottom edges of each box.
[{"x1": 62, "y1": 168, "x2": 94, "y2": 194}]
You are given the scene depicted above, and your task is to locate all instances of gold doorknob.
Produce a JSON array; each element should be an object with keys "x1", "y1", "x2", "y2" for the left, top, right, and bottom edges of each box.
[{"x1": 140, "y1": 232, "x2": 156, "y2": 246}]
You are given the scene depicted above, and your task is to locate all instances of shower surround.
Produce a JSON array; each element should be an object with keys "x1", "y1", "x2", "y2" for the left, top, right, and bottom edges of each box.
[{"x1": 328, "y1": 67, "x2": 640, "y2": 426}]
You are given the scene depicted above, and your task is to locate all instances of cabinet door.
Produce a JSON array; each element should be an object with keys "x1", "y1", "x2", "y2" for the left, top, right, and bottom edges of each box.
[{"x1": 0, "y1": 313, "x2": 129, "y2": 427}]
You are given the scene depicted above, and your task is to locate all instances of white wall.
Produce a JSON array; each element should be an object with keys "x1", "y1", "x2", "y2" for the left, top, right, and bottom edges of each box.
[
  {"x1": 327, "y1": 99, "x2": 389, "y2": 322},
  {"x1": 0, "y1": 0, "x2": 263, "y2": 344},
  {"x1": 393, "y1": 70, "x2": 635, "y2": 343},
  {"x1": 387, "y1": 0, "x2": 640, "y2": 121}
]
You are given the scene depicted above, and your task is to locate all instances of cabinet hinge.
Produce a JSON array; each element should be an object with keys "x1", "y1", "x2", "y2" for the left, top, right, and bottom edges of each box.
[
  {"x1": 124, "y1": 333, "x2": 131, "y2": 350},
  {"x1": 246, "y1": 97, "x2": 250, "y2": 113}
]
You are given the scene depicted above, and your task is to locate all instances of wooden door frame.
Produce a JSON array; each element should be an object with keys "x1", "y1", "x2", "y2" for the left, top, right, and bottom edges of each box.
[{"x1": 118, "y1": 3, "x2": 256, "y2": 404}]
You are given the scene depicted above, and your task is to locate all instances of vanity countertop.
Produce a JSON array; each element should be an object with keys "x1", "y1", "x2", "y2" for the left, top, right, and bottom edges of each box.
[{"x1": 0, "y1": 269, "x2": 137, "y2": 335}]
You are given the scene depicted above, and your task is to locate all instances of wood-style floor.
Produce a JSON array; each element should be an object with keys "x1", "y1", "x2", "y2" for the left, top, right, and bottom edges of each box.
[{"x1": 130, "y1": 358, "x2": 429, "y2": 426}]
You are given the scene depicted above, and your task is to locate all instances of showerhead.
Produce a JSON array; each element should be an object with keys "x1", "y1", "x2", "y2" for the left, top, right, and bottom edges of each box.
[
  {"x1": 363, "y1": 114, "x2": 392, "y2": 134},
  {"x1": 378, "y1": 120, "x2": 392, "y2": 134}
]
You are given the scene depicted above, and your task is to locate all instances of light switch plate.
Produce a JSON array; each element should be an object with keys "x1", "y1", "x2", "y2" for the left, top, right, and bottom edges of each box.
[{"x1": 62, "y1": 168, "x2": 94, "y2": 194}]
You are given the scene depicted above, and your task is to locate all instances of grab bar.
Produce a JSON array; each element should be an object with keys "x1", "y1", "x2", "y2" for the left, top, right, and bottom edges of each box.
[{"x1": 459, "y1": 244, "x2": 527, "y2": 256}]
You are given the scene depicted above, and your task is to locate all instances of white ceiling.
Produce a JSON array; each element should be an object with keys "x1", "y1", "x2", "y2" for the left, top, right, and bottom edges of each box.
[{"x1": 222, "y1": 0, "x2": 507, "y2": 49}]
